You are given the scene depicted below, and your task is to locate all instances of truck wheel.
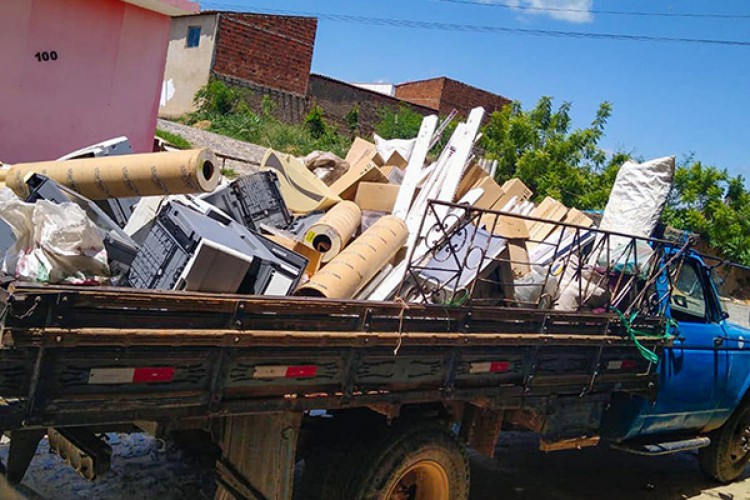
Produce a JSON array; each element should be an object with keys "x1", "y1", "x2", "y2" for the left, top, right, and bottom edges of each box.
[
  {"x1": 300, "y1": 422, "x2": 469, "y2": 500},
  {"x1": 699, "y1": 402, "x2": 750, "y2": 483}
]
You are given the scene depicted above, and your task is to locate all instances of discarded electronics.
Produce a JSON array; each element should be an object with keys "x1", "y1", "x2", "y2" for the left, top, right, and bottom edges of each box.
[
  {"x1": 24, "y1": 173, "x2": 139, "y2": 282},
  {"x1": 127, "y1": 201, "x2": 307, "y2": 295},
  {"x1": 202, "y1": 170, "x2": 293, "y2": 231}
]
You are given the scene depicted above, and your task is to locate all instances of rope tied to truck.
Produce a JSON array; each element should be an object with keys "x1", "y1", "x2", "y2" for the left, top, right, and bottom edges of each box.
[{"x1": 609, "y1": 306, "x2": 678, "y2": 365}]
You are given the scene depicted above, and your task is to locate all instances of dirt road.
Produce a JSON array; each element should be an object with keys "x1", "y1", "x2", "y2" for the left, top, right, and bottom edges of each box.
[{"x1": 3, "y1": 432, "x2": 749, "y2": 499}]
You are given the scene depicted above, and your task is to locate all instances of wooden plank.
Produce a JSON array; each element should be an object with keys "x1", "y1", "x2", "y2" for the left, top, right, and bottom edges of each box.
[
  {"x1": 215, "y1": 412, "x2": 302, "y2": 500},
  {"x1": 8, "y1": 327, "x2": 671, "y2": 349}
]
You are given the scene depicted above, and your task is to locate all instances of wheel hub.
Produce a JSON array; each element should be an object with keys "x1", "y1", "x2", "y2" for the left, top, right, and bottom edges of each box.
[{"x1": 386, "y1": 460, "x2": 450, "y2": 500}]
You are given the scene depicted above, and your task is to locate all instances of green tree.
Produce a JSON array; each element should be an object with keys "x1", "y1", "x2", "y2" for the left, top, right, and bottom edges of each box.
[
  {"x1": 481, "y1": 97, "x2": 626, "y2": 209},
  {"x1": 663, "y1": 161, "x2": 750, "y2": 265},
  {"x1": 374, "y1": 104, "x2": 424, "y2": 140}
]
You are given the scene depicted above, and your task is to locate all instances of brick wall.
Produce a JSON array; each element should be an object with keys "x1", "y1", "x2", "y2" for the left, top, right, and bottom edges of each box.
[
  {"x1": 395, "y1": 77, "x2": 511, "y2": 118},
  {"x1": 440, "y1": 78, "x2": 511, "y2": 117},
  {"x1": 212, "y1": 13, "x2": 317, "y2": 96},
  {"x1": 394, "y1": 78, "x2": 444, "y2": 111},
  {"x1": 308, "y1": 74, "x2": 434, "y2": 136}
]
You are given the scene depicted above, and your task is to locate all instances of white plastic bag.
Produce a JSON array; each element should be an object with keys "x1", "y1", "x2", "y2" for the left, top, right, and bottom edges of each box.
[
  {"x1": 373, "y1": 134, "x2": 415, "y2": 164},
  {"x1": 0, "y1": 189, "x2": 109, "y2": 284}
]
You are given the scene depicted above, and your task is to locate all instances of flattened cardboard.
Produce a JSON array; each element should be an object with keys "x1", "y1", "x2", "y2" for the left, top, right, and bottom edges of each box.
[
  {"x1": 455, "y1": 162, "x2": 488, "y2": 202},
  {"x1": 481, "y1": 212, "x2": 530, "y2": 239},
  {"x1": 355, "y1": 182, "x2": 400, "y2": 213},
  {"x1": 261, "y1": 150, "x2": 340, "y2": 214},
  {"x1": 345, "y1": 137, "x2": 383, "y2": 167},
  {"x1": 528, "y1": 197, "x2": 568, "y2": 243},
  {"x1": 473, "y1": 177, "x2": 506, "y2": 211},
  {"x1": 508, "y1": 239, "x2": 531, "y2": 277},
  {"x1": 501, "y1": 178, "x2": 532, "y2": 203},
  {"x1": 563, "y1": 207, "x2": 594, "y2": 228}
]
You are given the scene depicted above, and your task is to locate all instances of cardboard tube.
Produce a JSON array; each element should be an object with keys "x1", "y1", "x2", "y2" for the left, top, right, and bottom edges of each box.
[
  {"x1": 6, "y1": 149, "x2": 219, "y2": 200},
  {"x1": 296, "y1": 215, "x2": 408, "y2": 299},
  {"x1": 304, "y1": 201, "x2": 361, "y2": 263}
]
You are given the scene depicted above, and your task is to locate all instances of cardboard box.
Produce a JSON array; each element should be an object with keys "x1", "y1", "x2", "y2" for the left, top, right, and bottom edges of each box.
[
  {"x1": 455, "y1": 162, "x2": 488, "y2": 202},
  {"x1": 481, "y1": 211, "x2": 530, "y2": 240},
  {"x1": 527, "y1": 197, "x2": 568, "y2": 243},
  {"x1": 501, "y1": 178, "x2": 533, "y2": 203},
  {"x1": 507, "y1": 239, "x2": 531, "y2": 278},
  {"x1": 266, "y1": 233, "x2": 323, "y2": 278},
  {"x1": 563, "y1": 208, "x2": 594, "y2": 228},
  {"x1": 330, "y1": 158, "x2": 388, "y2": 201},
  {"x1": 355, "y1": 182, "x2": 400, "y2": 213},
  {"x1": 384, "y1": 150, "x2": 408, "y2": 169},
  {"x1": 345, "y1": 137, "x2": 383, "y2": 167},
  {"x1": 381, "y1": 166, "x2": 405, "y2": 185},
  {"x1": 473, "y1": 177, "x2": 506, "y2": 211}
]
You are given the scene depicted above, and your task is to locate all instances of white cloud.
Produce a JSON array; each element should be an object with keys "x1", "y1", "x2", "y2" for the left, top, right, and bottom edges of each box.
[{"x1": 500, "y1": 0, "x2": 594, "y2": 24}]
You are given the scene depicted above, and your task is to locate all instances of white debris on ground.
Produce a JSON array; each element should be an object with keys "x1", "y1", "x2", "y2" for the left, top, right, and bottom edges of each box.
[{"x1": 0, "y1": 433, "x2": 216, "y2": 499}]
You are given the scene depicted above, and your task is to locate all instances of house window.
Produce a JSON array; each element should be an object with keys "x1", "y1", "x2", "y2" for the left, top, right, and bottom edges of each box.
[{"x1": 186, "y1": 26, "x2": 201, "y2": 48}]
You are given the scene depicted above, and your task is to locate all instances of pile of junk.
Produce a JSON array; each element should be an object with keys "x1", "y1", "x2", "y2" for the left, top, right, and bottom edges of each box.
[{"x1": 0, "y1": 107, "x2": 683, "y2": 315}]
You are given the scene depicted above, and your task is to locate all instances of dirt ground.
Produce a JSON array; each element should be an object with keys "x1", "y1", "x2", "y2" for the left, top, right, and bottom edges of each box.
[{"x1": 2, "y1": 431, "x2": 749, "y2": 499}]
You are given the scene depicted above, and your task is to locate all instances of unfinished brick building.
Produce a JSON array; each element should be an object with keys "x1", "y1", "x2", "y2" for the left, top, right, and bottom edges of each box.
[
  {"x1": 160, "y1": 11, "x2": 316, "y2": 119},
  {"x1": 395, "y1": 77, "x2": 512, "y2": 118}
]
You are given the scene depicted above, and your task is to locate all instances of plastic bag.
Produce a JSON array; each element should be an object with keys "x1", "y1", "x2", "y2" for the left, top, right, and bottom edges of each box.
[
  {"x1": 373, "y1": 134, "x2": 415, "y2": 164},
  {"x1": 514, "y1": 265, "x2": 559, "y2": 309},
  {"x1": 0, "y1": 189, "x2": 109, "y2": 284},
  {"x1": 303, "y1": 151, "x2": 349, "y2": 185}
]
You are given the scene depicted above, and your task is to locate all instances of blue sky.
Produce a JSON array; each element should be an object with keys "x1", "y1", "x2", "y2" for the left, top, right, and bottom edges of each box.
[{"x1": 200, "y1": 0, "x2": 749, "y2": 180}]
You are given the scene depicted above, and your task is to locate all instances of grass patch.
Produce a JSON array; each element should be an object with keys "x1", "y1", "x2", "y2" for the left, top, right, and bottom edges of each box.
[
  {"x1": 185, "y1": 80, "x2": 351, "y2": 158},
  {"x1": 155, "y1": 128, "x2": 193, "y2": 149}
]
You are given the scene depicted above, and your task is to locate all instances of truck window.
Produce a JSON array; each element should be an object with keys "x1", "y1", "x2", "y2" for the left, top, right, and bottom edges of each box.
[{"x1": 670, "y1": 262, "x2": 707, "y2": 322}]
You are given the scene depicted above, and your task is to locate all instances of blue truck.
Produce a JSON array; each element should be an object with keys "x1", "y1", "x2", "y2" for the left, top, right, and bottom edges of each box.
[{"x1": 0, "y1": 209, "x2": 748, "y2": 499}]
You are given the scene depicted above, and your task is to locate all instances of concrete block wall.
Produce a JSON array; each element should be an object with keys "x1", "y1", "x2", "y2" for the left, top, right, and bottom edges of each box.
[{"x1": 212, "y1": 13, "x2": 317, "y2": 96}]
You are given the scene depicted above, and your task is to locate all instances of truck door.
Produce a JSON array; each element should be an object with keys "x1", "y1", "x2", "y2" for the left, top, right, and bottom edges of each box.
[{"x1": 636, "y1": 258, "x2": 729, "y2": 435}]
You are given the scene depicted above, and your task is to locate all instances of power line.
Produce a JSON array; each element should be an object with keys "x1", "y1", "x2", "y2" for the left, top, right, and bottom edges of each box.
[
  {"x1": 198, "y1": 3, "x2": 750, "y2": 48},
  {"x1": 437, "y1": 0, "x2": 750, "y2": 20}
]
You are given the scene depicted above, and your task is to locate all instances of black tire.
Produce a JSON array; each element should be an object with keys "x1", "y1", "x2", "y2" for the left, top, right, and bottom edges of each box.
[
  {"x1": 699, "y1": 402, "x2": 750, "y2": 483},
  {"x1": 298, "y1": 421, "x2": 469, "y2": 500}
]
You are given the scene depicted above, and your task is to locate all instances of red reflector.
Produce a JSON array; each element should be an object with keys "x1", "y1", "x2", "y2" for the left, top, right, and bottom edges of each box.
[
  {"x1": 489, "y1": 361, "x2": 510, "y2": 373},
  {"x1": 132, "y1": 367, "x2": 175, "y2": 383},
  {"x1": 285, "y1": 365, "x2": 317, "y2": 378},
  {"x1": 621, "y1": 360, "x2": 638, "y2": 370}
]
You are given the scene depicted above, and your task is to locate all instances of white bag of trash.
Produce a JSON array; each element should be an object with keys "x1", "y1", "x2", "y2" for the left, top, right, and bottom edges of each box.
[{"x1": 0, "y1": 189, "x2": 109, "y2": 284}]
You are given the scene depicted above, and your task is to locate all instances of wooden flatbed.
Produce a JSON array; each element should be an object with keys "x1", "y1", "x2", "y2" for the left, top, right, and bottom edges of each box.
[{"x1": 0, "y1": 282, "x2": 670, "y2": 497}]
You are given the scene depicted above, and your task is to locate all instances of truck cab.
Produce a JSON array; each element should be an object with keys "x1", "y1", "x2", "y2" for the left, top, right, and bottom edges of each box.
[{"x1": 604, "y1": 251, "x2": 750, "y2": 482}]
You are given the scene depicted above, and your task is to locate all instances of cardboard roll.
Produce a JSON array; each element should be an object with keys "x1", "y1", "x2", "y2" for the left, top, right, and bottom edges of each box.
[
  {"x1": 296, "y1": 215, "x2": 408, "y2": 300},
  {"x1": 7, "y1": 149, "x2": 219, "y2": 200},
  {"x1": 304, "y1": 201, "x2": 361, "y2": 263}
]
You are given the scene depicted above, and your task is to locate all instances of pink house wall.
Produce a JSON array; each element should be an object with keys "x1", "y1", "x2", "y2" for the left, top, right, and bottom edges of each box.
[{"x1": 0, "y1": 0, "x2": 174, "y2": 163}]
